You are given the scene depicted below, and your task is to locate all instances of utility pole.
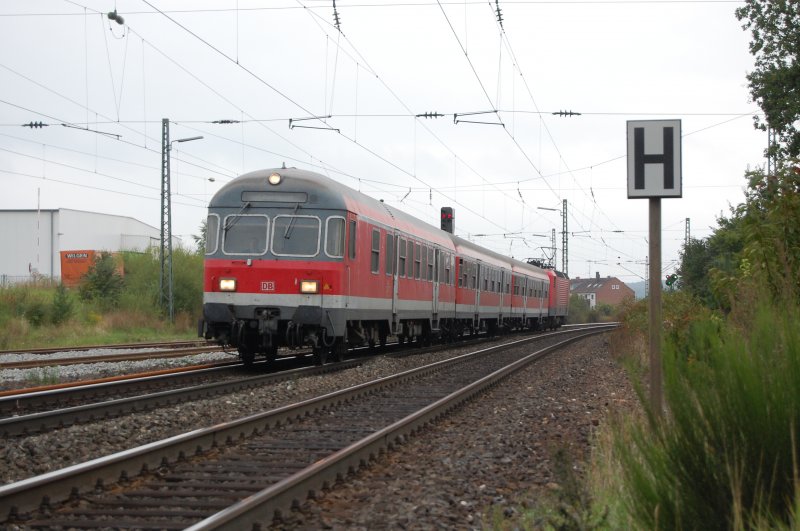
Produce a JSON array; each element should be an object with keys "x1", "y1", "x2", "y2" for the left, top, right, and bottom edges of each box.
[
  {"x1": 685, "y1": 217, "x2": 690, "y2": 246},
  {"x1": 160, "y1": 118, "x2": 202, "y2": 322},
  {"x1": 160, "y1": 119, "x2": 173, "y2": 322},
  {"x1": 562, "y1": 199, "x2": 568, "y2": 276},
  {"x1": 551, "y1": 228, "x2": 556, "y2": 269}
]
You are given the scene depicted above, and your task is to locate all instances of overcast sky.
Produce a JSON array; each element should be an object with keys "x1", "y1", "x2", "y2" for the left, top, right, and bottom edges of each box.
[{"x1": 0, "y1": 0, "x2": 766, "y2": 283}]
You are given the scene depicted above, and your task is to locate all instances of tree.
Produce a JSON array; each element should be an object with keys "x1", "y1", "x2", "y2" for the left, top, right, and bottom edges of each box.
[
  {"x1": 738, "y1": 166, "x2": 800, "y2": 301},
  {"x1": 192, "y1": 219, "x2": 207, "y2": 255},
  {"x1": 678, "y1": 213, "x2": 745, "y2": 310},
  {"x1": 735, "y1": 0, "x2": 800, "y2": 163},
  {"x1": 79, "y1": 252, "x2": 124, "y2": 307}
]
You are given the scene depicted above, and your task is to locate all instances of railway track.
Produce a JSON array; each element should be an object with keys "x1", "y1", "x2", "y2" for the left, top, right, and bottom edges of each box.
[
  {"x1": 0, "y1": 325, "x2": 614, "y2": 529},
  {"x1": 0, "y1": 339, "x2": 211, "y2": 357},
  {"x1": 0, "y1": 358, "x2": 362, "y2": 437},
  {"x1": 0, "y1": 324, "x2": 611, "y2": 435},
  {"x1": 0, "y1": 345, "x2": 225, "y2": 370}
]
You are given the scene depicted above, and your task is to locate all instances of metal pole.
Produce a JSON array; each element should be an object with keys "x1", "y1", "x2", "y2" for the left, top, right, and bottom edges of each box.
[
  {"x1": 685, "y1": 217, "x2": 690, "y2": 246},
  {"x1": 562, "y1": 199, "x2": 568, "y2": 276},
  {"x1": 648, "y1": 198, "x2": 663, "y2": 417},
  {"x1": 160, "y1": 118, "x2": 174, "y2": 323}
]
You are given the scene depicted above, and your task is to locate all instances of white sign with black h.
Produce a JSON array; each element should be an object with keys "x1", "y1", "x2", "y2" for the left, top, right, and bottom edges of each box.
[{"x1": 626, "y1": 120, "x2": 682, "y2": 198}]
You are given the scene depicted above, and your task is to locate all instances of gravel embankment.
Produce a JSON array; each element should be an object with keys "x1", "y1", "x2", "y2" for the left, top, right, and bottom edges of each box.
[
  {"x1": 269, "y1": 334, "x2": 638, "y2": 530},
  {"x1": 1, "y1": 333, "x2": 639, "y2": 531},
  {"x1": 1, "y1": 339, "x2": 508, "y2": 484},
  {"x1": 0, "y1": 350, "x2": 236, "y2": 389}
]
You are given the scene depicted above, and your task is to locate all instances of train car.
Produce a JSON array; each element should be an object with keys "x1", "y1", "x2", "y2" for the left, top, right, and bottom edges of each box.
[
  {"x1": 547, "y1": 269, "x2": 570, "y2": 328},
  {"x1": 200, "y1": 167, "x2": 568, "y2": 365}
]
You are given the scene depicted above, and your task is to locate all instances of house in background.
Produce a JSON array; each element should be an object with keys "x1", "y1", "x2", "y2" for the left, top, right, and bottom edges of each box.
[
  {"x1": 0, "y1": 208, "x2": 181, "y2": 284},
  {"x1": 570, "y1": 272, "x2": 635, "y2": 308}
]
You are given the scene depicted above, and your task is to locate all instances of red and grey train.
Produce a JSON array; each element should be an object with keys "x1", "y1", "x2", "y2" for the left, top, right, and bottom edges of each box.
[{"x1": 200, "y1": 168, "x2": 569, "y2": 365}]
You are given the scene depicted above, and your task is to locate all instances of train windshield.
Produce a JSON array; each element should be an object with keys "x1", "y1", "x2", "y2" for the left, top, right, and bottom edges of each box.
[
  {"x1": 272, "y1": 215, "x2": 320, "y2": 257},
  {"x1": 222, "y1": 214, "x2": 269, "y2": 255}
]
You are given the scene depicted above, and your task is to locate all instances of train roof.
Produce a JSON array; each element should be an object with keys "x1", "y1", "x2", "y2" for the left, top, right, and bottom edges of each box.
[
  {"x1": 210, "y1": 168, "x2": 454, "y2": 248},
  {"x1": 210, "y1": 168, "x2": 567, "y2": 280}
]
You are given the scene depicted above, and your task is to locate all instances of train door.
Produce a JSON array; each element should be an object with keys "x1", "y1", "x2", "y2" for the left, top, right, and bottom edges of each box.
[
  {"x1": 474, "y1": 262, "x2": 481, "y2": 328},
  {"x1": 345, "y1": 213, "x2": 358, "y2": 308},
  {"x1": 432, "y1": 248, "x2": 440, "y2": 327},
  {"x1": 391, "y1": 230, "x2": 399, "y2": 333},
  {"x1": 499, "y1": 269, "x2": 505, "y2": 326}
]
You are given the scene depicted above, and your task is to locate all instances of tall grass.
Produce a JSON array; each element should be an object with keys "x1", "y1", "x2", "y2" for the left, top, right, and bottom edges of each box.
[
  {"x1": 0, "y1": 248, "x2": 204, "y2": 349},
  {"x1": 616, "y1": 301, "x2": 800, "y2": 530}
]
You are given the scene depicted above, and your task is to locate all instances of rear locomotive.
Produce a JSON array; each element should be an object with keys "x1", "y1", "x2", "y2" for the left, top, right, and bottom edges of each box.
[{"x1": 199, "y1": 168, "x2": 352, "y2": 365}]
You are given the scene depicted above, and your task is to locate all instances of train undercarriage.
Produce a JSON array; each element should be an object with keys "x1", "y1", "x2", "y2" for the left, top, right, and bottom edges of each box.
[{"x1": 201, "y1": 310, "x2": 564, "y2": 367}]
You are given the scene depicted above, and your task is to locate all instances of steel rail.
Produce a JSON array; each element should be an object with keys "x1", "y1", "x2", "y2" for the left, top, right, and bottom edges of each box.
[
  {"x1": 0, "y1": 345, "x2": 225, "y2": 369},
  {"x1": 0, "y1": 339, "x2": 210, "y2": 356},
  {"x1": 190, "y1": 329, "x2": 610, "y2": 530},
  {"x1": 0, "y1": 325, "x2": 615, "y2": 524},
  {"x1": 0, "y1": 358, "x2": 364, "y2": 436}
]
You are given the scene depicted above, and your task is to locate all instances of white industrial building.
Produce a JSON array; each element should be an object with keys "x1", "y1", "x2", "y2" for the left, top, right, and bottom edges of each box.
[{"x1": 0, "y1": 208, "x2": 181, "y2": 284}]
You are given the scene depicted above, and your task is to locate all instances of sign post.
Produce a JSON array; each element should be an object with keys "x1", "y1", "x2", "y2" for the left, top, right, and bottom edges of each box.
[{"x1": 627, "y1": 120, "x2": 682, "y2": 418}]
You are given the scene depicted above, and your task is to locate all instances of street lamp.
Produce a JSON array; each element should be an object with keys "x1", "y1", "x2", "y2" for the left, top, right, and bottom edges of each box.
[{"x1": 160, "y1": 117, "x2": 203, "y2": 323}]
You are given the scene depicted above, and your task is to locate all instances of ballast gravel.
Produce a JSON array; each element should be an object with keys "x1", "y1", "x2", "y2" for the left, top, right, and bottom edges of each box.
[
  {"x1": 1, "y1": 333, "x2": 638, "y2": 530},
  {"x1": 1, "y1": 339, "x2": 504, "y2": 484},
  {"x1": 0, "y1": 351, "x2": 235, "y2": 388},
  {"x1": 270, "y1": 334, "x2": 639, "y2": 530}
]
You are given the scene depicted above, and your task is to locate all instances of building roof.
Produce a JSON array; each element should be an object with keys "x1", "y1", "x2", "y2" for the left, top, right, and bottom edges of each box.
[{"x1": 570, "y1": 276, "x2": 628, "y2": 293}]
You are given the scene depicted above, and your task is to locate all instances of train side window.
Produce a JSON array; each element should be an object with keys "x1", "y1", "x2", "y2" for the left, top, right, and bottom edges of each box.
[
  {"x1": 386, "y1": 233, "x2": 395, "y2": 275},
  {"x1": 414, "y1": 243, "x2": 422, "y2": 279},
  {"x1": 398, "y1": 238, "x2": 406, "y2": 277},
  {"x1": 325, "y1": 217, "x2": 346, "y2": 258},
  {"x1": 427, "y1": 247, "x2": 434, "y2": 280},
  {"x1": 407, "y1": 240, "x2": 414, "y2": 278},
  {"x1": 470, "y1": 263, "x2": 476, "y2": 289},
  {"x1": 348, "y1": 220, "x2": 357, "y2": 260},
  {"x1": 445, "y1": 253, "x2": 452, "y2": 285},
  {"x1": 371, "y1": 229, "x2": 380, "y2": 274},
  {"x1": 205, "y1": 214, "x2": 220, "y2": 255},
  {"x1": 459, "y1": 259, "x2": 465, "y2": 287}
]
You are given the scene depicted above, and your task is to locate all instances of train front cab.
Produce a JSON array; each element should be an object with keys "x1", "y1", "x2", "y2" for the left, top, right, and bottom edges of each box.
[{"x1": 201, "y1": 170, "x2": 356, "y2": 365}]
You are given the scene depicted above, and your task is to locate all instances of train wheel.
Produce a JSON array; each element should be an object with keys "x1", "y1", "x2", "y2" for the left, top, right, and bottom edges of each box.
[
  {"x1": 239, "y1": 347, "x2": 256, "y2": 368},
  {"x1": 265, "y1": 346, "x2": 278, "y2": 364},
  {"x1": 332, "y1": 340, "x2": 346, "y2": 363},
  {"x1": 379, "y1": 331, "x2": 387, "y2": 348},
  {"x1": 312, "y1": 346, "x2": 328, "y2": 366}
]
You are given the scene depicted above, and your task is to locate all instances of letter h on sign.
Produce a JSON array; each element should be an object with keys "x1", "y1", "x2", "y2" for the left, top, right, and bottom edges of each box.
[{"x1": 626, "y1": 120, "x2": 682, "y2": 199}]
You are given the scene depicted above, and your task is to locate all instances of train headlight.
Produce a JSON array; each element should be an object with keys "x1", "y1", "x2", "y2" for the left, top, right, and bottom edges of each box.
[
  {"x1": 268, "y1": 172, "x2": 282, "y2": 185},
  {"x1": 300, "y1": 280, "x2": 319, "y2": 294},
  {"x1": 219, "y1": 278, "x2": 237, "y2": 292}
]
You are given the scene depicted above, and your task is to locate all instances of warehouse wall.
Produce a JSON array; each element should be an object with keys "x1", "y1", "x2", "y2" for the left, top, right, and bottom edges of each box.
[{"x1": 0, "y1": 209, "x2": 179, "y2": 283}]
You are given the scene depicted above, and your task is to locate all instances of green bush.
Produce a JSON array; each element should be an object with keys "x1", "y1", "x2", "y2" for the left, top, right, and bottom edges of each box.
[
  {"x1": 568, "y1": 294, "x2": 594, "y2": 324},
  {"x1": 79, "y1": 252, "x2": 124, "y2": 308},
  {"x1": 617, "y1": 301, "x2": 800, "y2": 530},
  {"x1": 50, "y1": 283, "x2": 74, "y2": 325},
  {"x1": 118, "y1": 250, "x2": 160, "y2": 314}
]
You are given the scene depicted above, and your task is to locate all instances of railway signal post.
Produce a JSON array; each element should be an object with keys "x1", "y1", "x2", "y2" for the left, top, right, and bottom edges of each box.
[{"x1": 627, "y1": 119, "x2": 682, "y2": 418}]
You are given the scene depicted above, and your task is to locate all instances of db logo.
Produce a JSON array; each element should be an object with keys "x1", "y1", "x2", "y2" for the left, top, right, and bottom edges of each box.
[{"x1": 260, "y1": 281, "x2": 276, "y2": 292}]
